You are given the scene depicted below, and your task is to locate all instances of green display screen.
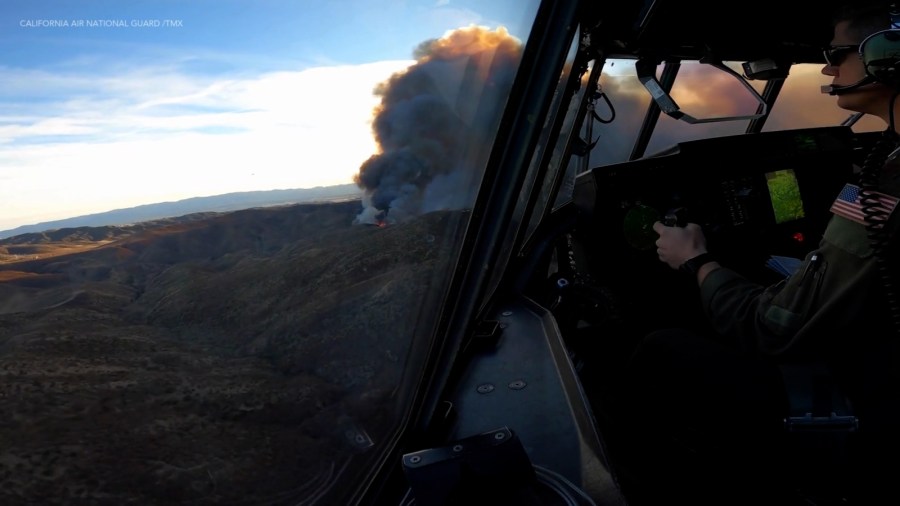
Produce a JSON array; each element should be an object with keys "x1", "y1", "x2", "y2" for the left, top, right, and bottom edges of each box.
[{"x1": 766, "y1": 169, "x2": 805, "y2": 224}]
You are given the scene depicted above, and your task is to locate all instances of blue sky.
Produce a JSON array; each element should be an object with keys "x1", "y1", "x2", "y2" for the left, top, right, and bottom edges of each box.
[{"x1": 0, "y1": 0, "x2": 540, "y2": 230}]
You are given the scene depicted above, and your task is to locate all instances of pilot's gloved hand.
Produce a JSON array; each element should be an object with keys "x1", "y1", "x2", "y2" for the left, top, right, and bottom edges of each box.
[{"x1": 652, "y1": 221, "x2": 708, "y2": 270}]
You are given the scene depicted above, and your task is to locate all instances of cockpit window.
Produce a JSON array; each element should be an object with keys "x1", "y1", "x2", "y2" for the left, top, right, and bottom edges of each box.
[
  {"x1": 588, "y1": 62, "x2": 654, "y2": 165},
  {"x1": 0, "y1": 1, "x2": 541, "y2": 504},
  {"x1": 761, "y1": 64, "x2": 885, "y2": 133},
  {"x1": 522, "y1": 32, "x2": 586, "y2": 246},
  {"x1": 587, "y1": 59, "x2": 885, "y2": 168}
]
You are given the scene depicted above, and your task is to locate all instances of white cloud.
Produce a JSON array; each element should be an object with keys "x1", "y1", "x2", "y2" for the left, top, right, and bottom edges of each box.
[{"x1": 0, "y1": 59, "x2": 414, "y2": 230}]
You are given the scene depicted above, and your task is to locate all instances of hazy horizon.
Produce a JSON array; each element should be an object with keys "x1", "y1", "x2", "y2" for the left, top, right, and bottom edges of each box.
[{"x1": 0, "y1": 182, "x2": 364, "y2": 238}]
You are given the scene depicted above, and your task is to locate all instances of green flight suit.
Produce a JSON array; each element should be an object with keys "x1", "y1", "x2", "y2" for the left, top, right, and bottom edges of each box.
[{"x1": 699, "y1": 149, "x2": 900, "y2": 360}]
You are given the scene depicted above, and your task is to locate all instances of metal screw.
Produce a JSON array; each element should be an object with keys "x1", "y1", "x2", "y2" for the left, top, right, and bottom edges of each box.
[
  {"x1": 501, "y1": 310, "x2": 513, "y2": 316},
  {"x1": 508, "y1": 380, "x2": 527, "y2": 390},
  {"x1": 476, "y1": 383, "x2": 494, "y2": 394},
  {"x1": 409, "y1": 455, "x2": 422, "y2": 464},
  {"x1": 452, "y1": 444, "x2": 463, "y2": 452},
  {"x1": 494, "y1": 432, "x2": 505, "y2": 440}
]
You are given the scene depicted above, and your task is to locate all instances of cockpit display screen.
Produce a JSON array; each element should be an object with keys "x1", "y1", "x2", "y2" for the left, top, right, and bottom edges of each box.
[{"x1": 765, "y1": 169, "x2": 805, "y2": 224}]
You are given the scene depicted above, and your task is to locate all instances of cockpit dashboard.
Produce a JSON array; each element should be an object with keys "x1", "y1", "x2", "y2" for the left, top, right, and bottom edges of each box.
[{"x1": 569, "y1": 126, "x2": 859, "y2": 333}]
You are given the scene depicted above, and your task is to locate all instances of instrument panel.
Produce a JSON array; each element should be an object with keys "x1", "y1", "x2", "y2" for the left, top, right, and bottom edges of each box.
[
  {"x1": 568, "y1": 126, "x2": 856, "y2": 330},
  {"x1": 573, "y1": 126, "x2": 855, "y2": 274}
]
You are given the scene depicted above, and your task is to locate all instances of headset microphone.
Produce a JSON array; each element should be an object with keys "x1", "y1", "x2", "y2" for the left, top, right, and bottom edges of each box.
[
  {"x1": 822, "y1": 5, "x2": 900, "y2": 96},
  {"x1": 821, "y1": 75, "x2": 878, "y2": 95}
]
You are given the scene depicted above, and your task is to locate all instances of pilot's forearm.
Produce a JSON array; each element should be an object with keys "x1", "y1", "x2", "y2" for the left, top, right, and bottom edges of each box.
[{"x1": 696, "y1": 261, "x2": 722, "y2": 286}]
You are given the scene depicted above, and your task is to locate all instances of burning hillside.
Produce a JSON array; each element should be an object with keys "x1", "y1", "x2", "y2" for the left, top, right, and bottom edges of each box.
[{"x1": 354, "y1": 26, "x2": 523, "y2": 225}]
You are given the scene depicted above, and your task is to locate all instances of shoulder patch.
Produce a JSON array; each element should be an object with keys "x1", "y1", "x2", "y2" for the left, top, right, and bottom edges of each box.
[{"x1": 823, "y1": 215, "x2": 873, "y2": 258}]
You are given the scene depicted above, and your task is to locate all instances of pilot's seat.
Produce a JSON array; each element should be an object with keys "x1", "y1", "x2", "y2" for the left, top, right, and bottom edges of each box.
[
  {"x1": 779, "y1": 361, "x2": 858, "y2": 504},
  {"x1": 780, "y1": 336, "x2": 899, "y2": 506}
]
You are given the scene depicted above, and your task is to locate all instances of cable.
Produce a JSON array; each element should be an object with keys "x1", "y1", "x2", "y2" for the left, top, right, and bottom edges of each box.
[
  {"x1": 857, "y1": 94, "x2": 900, "y2": 336},
  {"x1": 400, "y1": 488, "x2": 417, "y2": 506},
  {"x1": 590, "y1": 86, "x2": 615, "y2": 124},
  {"x1": 533, "y1": 465, "x2": 599, "y2": 506}
]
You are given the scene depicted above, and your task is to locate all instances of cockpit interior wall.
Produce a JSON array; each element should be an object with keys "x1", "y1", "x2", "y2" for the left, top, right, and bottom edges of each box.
[
  {"x1": 422, "y1": 297, "x2": 628, "y2": 506},
  {"x1": 582, "y1": 0, "x2": 842, "y2": 63}
]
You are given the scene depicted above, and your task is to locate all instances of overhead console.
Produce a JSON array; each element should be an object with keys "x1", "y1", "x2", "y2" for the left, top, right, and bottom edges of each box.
[{"x1": 569, "y1": 126, "x2": 855, "y2": 327}]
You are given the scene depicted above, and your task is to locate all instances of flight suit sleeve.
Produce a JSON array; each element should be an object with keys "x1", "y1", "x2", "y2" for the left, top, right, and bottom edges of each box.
[
  {"x1": 698, "y1": 266, "x2": 785, "y2": 354},
  {"x1": 699, "y1": 215, "x2": 873, "y2": 357}
]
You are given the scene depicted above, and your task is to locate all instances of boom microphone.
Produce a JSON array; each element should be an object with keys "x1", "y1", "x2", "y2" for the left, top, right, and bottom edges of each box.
[{"x1": 821, "y1": 75, "x2": 877, "y2": 95}]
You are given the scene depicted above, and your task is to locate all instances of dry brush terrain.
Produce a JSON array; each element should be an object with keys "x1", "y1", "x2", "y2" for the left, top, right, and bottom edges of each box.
[{"x1": 0, "y1": 201, "x2": 467, "y2": 505}]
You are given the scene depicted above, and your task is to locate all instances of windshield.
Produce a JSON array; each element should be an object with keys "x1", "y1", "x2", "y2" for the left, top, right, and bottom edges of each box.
[
  {"x1": 0, "y1": 1, "x2": 541, "y2": 504},
  {"x1": 586, "y1": 59, "x2": 885, "y2": 168}
]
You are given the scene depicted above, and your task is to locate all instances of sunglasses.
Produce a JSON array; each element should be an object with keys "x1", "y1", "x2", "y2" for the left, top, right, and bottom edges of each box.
[{"x1": 823, "y1": 44, "x2": 860, "y2": 66}]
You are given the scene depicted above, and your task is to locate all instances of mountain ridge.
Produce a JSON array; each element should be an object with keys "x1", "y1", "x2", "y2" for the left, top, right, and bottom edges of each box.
[{"x1": 1, "y1": 183, "x2": 361, "y2": 240}]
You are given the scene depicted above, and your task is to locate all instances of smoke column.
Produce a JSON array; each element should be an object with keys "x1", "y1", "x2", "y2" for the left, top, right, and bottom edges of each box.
[{"x1": 354, "y1": 26, "x2": 523, "y2": 224}]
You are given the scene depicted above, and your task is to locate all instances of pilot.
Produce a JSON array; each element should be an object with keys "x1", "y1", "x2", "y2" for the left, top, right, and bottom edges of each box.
[{"x1": 617, "y1": 2, "x2": 900, "y2": 504}]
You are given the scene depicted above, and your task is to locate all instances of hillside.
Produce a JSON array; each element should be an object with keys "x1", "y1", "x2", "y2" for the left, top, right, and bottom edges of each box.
[
  {"x1": 0, "y1": 200, "x2": 469, "y2": 505},
  {"x1": 0, "y1": 184, "x2": 361, "y2": 240}
]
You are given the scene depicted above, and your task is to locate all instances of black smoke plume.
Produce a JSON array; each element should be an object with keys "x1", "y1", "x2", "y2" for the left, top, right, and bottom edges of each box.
[{"x1": 354, "y1": 26, "x2": 523, "y2": 224}]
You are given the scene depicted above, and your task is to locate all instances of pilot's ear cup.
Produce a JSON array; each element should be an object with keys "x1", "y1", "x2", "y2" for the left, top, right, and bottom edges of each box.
[{"x1": 862, "y1": 29, "x2": 900, "y2": 86}]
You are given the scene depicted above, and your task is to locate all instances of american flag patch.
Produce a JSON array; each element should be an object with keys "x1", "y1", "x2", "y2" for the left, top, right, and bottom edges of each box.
[{"x1": 830, "y1": 183, "x2": 899, "y2": 225}]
